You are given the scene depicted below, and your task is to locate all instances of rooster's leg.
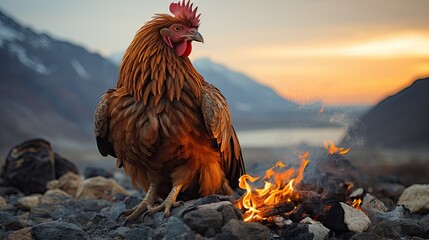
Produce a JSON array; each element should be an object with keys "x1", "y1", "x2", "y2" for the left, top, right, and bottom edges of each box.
[
  {"x1": 147, "y1": 184, "x2": 183, "y2": 218},
  {"x1": 123, "y1": 183, "x2": 157, "y2": 222}
]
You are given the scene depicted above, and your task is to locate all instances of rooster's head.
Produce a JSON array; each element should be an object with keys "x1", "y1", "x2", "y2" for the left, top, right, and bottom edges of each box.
[{"x1": 160, "y1": 0, "x2": 204, "y2": 57}]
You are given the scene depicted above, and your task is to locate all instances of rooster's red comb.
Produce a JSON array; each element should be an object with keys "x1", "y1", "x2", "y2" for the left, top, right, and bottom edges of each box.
[{"x1": 169, "y1": 0, "x2": 201, "y2": 27}]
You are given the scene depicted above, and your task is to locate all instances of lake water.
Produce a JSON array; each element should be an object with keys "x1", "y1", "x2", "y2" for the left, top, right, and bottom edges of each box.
[{"x1": 236, "y1": 127, "x2": 346, "y2": 148}]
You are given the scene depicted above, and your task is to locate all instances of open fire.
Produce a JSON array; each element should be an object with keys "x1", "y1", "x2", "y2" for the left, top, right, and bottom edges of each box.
[{"x1": 235, "y1": 142, "x2": 359, "y2": 223}]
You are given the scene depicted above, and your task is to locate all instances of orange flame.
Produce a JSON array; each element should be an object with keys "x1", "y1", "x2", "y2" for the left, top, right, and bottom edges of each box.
[
  {"x1": 351, "y1": 198, "x2": 363, "y2": 210},
  {"x1": 237, "y1": 152, "x2": 310, "y2": 222},
  {"x1": 324, "y1": 141, "x2": 350, "y2": 155}
]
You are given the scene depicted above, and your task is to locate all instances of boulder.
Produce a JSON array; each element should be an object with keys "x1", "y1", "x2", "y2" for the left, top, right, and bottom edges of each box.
[
  {"x1": 0, "y1": 139, "x2": 79, "y2": 194},
  {"x1": 398, "y1": 184, "x2": 429, "y2": 213},
  {"x1": 76, "y1": 176, "x2": 130, "y2": 201}
]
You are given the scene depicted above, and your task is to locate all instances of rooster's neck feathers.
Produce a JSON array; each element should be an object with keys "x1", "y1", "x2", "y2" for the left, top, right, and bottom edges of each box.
[{"x1": 117, "y1": 14, "x2": 203, "y2": 105}]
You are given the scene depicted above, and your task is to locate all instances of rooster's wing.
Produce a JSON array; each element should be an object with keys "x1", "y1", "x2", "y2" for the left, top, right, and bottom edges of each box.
[
  {"x1": 94, "y1": 89, "x2": 117, "y2": 158},
  {"x1": 201, "y1": 83, "x2": 245, "y2": 190}
]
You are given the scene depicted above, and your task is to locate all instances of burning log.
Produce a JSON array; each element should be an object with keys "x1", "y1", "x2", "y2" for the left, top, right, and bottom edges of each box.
[{"x1": 255, "y1": 201, "x2": 295, "y2": 219}]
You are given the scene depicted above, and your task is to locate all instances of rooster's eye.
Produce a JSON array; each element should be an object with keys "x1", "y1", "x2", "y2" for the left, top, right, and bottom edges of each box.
[{"x1": 173, "y1": 26, "x2": 182, "y2": 32}]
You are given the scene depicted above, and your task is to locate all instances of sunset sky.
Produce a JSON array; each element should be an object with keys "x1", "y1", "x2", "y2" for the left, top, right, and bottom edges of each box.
[{"x1": 1, "y1": 0, "x2": 429, "y2": 106}]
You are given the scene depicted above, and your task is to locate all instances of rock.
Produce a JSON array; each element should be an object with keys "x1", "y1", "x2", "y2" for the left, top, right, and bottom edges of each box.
[
  {"x1": 4, "y1": 216, "x2": 27, "y2": 231},
  {"x1": 165, "y1": 216, "x2": 193, "y2": 239},
  {"x1": 349, "y1": 232, "x2": 383, "y2": 240},
  {"x1": 276, "y1": 222, "x2": 313, "y2": 240},
  {"x1": 17, "y1": 195, "x2": 41, "y2": 210},
  {"x1": 0, "y1": 139, "x2": 79, "y2": 194},
  {"x1": 124, "y1": 227, "x2": 152, "y2": 240},
  {"x1": 323, "y1": 202, "x2": 371, "y2": 233},
  {"x1": 107, "y1": 202, "x2": 126, "y2": 220},
  {"x1": 398, "y1": 218, "x2": 424, "y2": 237},
  {"x1": 0, "y1": 196, "x2": 6, "y2": 206},
  {"x1": 76, "y1": 176, "x2": 130, "y2": 201},
  {"x1": 419, "y1": 216, "x2": 429, "y2": 238},
  {"x1": 350, "y1": 188, "x2": 364, "y2": 198},
  {"x1": 398, "y1": 184, "x2": 429, "y2": 213},
  {"x1": 362, "y1": 193, "x2": 387, "y2": 212},
  {"x1": 84, "y1": 167, "x2": 113, "y2": 179},
  {"x1": 219, "y1": 203, "x2": 240, "y2": 224},
  {"x1": 40, "y1": 189, "x2": 72, "y2": 205},
  {"x1": 372, "y1": 205, "x2": 410, "y2": 223},
  {"x1": 218, "y1": 219, "x2": 269, "y2": 240},
  {"x1": 0, "y1": 211, "x2": 13, "y2": 225},
  {"x1": 370, "y1": 221, "x2": 401, "y2": 239},
  {"x1": 6, "y1": 227, "x2": 32, "y2": 240},
  {"x1": 300, "y1": 217, "x2": 331, "y2": 240},
  {"x1": 46, "y1": 179, "x2": 59, "y2": 190},
  {"x1": 183, "y1": 208, "x2": 223, "y2": 234},
  {"x1": 108, "y1": 226, "x2": 130, "y2": 238},
  {"x1": 55, "y1": 172, "x2": 82, "y2": 196},
  {"x1": 360, "y1": 193, "x2": 388, "y2": 223},
  {"x1": 31, "y1": 221, "x2": 90, "y2": 240}
]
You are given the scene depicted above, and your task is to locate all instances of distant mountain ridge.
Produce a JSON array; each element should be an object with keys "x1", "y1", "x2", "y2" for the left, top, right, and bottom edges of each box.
[
  {"x1": 0, "y1": 9, "x2": 117, "y2": 157},
  {"x1": 342, "y1": 77, "x2": 429, "y2": 149},
  {"x1": 193, "y1": 58, "x2": 297, "y2": 118}
]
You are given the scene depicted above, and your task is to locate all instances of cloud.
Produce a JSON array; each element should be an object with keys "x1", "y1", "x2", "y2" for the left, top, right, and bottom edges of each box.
[{"x1": 257, "y1": 33, "x2": 429, "y2": 59}]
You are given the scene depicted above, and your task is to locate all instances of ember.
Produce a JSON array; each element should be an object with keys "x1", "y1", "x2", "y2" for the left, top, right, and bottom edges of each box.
[{"x1": 324, "y1": 140, "x2": 350, "y2": 155}]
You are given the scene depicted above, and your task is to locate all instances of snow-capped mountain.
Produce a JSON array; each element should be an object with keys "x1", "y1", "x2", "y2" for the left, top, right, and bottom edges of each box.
[
  {"x1": 0, "y1": 9, "x2": 117, "y2": 158},
  {"x1": 193, "y1": 58, "x2": 297, "y2": 118}
]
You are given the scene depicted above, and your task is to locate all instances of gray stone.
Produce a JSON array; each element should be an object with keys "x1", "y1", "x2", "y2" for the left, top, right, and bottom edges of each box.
[
  {"x1": 300, "y1": 217, "x2": 330, "y2": 240},
  {"x1": 4, "y1": 216, "x2": 27, "y2": 231},
  {"x1": 31, "y1": 221, "x2": 89, "y2": 240},
  {"x1": 350, "y1": 188, "x2": 364, "y2": 198},
  {"x1": 108, "y1": 202, "x2": 126, "y2": 220},
  {"x1": 372, "y1": 205, "x2": 410, "y2": 223},
  {"x1": 124, "y1": 227, "x2": 152, "y2": 240},
  {"x1": 398, "y1": 184, "x2": 429, "y2": 213},
  {"x1": 183, "y1": 208, "x2": 223, "y2": 234},
  {"x1": 165, "y1": 216, "x2": 192, "y2": 239},
  {"x1": 0, "y1": 211, "x2": 13, "y2": 225},
  {"x1": 349, "y1": 232, "x2": 383, "y2": 240},
  {"x1": 419, "y1": 217, "x2": 429, "y2": 238},
  {"x1": 108, "y1": 226, "x2": 130, "y2": 238},
  {"x1": 370, "y1": 221, "x2": 401, "y2": 239},
  {"x1": 220, "y1": 219, "x2": 269, "y2": 240},
  {"x1": 219, "y1": 204, "x2": 239, "y2": 224},
  {"x1": 152, "y1": 223, "x2": 167, "y2": 240},
  {"x1": 398, "y1": 218, "x2": 424, "y2": 237},
  {"x1": 277, "y1": 222, "x2": 314, "y2": 240}
]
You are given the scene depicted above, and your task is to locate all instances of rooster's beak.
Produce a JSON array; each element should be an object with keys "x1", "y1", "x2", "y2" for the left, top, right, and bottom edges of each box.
[{"x1": 183, "y1": 28, "x2": 204, "y2": 44}]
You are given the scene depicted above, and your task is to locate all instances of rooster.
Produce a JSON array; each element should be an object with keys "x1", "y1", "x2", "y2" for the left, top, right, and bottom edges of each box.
[{"x1": 95, "y1": 0, "x2": 245, "y2": 221}]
